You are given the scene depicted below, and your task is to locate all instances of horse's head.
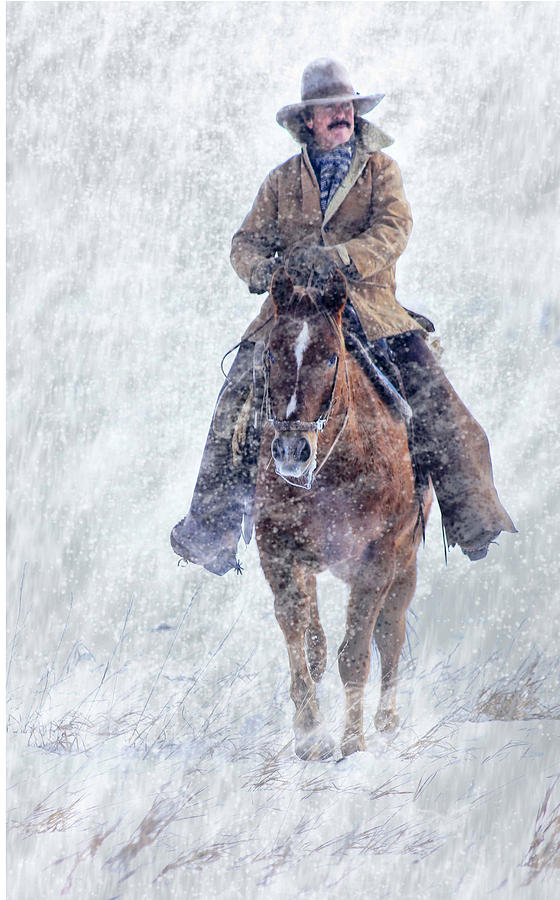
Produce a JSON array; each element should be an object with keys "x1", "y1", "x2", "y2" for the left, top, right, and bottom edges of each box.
[{"x1": 266, "y1": 266, "x2": 348, "y2": 485}]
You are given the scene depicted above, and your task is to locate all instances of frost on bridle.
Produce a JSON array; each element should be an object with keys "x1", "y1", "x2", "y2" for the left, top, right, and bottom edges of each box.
[{"x1": 264, "y1": 347, "x2": 340, "y2": 433}]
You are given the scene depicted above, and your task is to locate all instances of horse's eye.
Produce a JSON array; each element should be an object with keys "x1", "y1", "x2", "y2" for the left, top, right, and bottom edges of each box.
[{"x1": 327, "y1": 354, "x2": 337, "y2": 368}]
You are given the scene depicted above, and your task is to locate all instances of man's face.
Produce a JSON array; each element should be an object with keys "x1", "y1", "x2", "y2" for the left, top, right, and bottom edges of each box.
[{"x1": 304, "y1": 101, "x2": 355, "y2": 150}]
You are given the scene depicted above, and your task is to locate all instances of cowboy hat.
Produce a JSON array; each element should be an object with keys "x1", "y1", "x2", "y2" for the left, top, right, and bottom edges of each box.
[{"x1": 276, "y1": 58, "x2": 384, "y2": 129}]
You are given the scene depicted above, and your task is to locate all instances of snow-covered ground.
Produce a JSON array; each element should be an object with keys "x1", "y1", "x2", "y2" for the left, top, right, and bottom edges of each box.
[{"x1": 7, "y1": 3, "x2": 560, "y2": 898}]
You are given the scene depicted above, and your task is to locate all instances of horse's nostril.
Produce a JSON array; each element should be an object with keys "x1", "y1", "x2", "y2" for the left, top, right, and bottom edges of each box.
[{"x1": 297, "y1": 438, "x2": 311, "y2": 462}]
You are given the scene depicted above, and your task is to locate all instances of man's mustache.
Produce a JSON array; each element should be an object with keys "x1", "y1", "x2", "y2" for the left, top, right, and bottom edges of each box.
[{"x1": 328, "y1": 119, "x2": 351, "y2": 130}]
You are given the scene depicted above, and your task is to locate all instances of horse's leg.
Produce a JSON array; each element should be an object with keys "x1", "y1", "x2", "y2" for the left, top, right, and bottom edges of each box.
[
  {"x1": 373, "y1": 560, "x2": 417, "y2": 732},
  {"x1": 266, "y1": 559, "x2": 334, "y2": 760},
  {"x1": 339, "y1": 542, "x2": 395, "y2": 756},
  {"x1": 305, "y1": 572, "x2": 327, "y2": 682}
]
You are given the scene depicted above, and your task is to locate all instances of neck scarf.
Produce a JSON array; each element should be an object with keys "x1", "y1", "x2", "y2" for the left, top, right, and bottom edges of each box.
[{"x1": 308, "y1": 137, "x2": 355, "y2": 215}]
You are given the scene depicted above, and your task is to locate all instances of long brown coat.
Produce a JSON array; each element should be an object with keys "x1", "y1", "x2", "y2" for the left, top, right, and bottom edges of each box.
[{"x1": 231, "y1": 117, "x2": 423, "y2": 343}]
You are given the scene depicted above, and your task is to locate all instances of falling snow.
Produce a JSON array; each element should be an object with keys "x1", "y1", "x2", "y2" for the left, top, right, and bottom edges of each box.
[{"x1": 6, "y1": 2, "x2": 560, "y2": 898}]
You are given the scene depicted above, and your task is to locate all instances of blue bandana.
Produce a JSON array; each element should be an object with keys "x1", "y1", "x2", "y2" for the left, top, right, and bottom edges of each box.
[{"x1": 308, "y1": 137, "x2": 355, "y2": 215}]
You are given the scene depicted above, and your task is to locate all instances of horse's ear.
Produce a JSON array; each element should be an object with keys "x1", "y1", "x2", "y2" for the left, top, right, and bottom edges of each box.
[
  {"x1": 270, "y1": 267, "x2": 294, "y2": 313},
  {"x1": 322, "y1": 269, "x2": 348, "y2": 318}
]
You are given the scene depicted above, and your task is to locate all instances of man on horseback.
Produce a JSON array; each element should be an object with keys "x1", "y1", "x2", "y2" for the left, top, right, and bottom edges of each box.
[{"x1": 171, "y1": 58, "x2": 515, "y2": 574}]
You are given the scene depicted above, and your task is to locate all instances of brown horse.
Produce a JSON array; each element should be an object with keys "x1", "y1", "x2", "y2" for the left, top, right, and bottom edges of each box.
[{"x1": 254, "y1": 267, "x2": 432, "y2": 759}]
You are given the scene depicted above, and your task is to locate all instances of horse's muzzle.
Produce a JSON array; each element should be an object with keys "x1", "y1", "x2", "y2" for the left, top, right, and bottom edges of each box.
[{"x1": 271, "y1": 431, "x2": 317, "y2": 478}]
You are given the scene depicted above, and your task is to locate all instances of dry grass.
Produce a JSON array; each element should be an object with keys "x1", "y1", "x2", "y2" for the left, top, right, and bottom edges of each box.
[
  {"x1": 399, "y1": 721, "x2": 459, "y2": 762},
  {"x1": 7, "y1": 588, "x2": 560, "y2": 898},
  {"x1": 255, "y1": 831, "x2": 303, "y2": 886},
  {"x1": 429, "y1": 649, "x2": 560, "y2": 725},
  {"x1": 312, "y1": 818, "x2": 442, "y2": 859},
  {"x1": 24, "y1": 712, "x2": 94, "y2": 753},
  {"x1": 12, "y1": 793, "x2": 86, "y2": 837},
  {"x1": 106, "y1": 797, "x2": 184, "y2": 872},
  {"x1": 153, "y1": 835, "x2": 248, "y2": 881},
  {"x1": 471, "y1": 655, "x2": 560, "y2": 722},
  {"x1": 56, "y1": 824, "x2": 120, "y2": 895},
  {"x1": 522, "y1": 779, "x2": 560, "y2": 883}
]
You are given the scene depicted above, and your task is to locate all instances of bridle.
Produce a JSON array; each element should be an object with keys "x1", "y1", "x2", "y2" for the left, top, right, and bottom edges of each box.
[
  {"x1": 263, "y1": 322, "x2": 351, "y2": 490},
  {"x1": 265, "y1": 351, "x2": 339, "y2": 434}
]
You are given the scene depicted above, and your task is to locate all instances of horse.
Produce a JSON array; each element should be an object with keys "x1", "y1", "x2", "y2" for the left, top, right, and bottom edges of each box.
[{"x1": 253, "y1": 267, "x2": 433, "y2": 759}]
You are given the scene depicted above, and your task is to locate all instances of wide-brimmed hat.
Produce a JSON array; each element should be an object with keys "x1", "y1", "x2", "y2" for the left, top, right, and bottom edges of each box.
[{"x1": 276, "y1": 58, "x2": 384, "y2": 130}]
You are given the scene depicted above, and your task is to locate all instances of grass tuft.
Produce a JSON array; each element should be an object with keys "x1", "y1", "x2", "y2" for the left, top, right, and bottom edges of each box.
[{"x1": 522, "y1": 779, "x2": 560, "y2": 883}]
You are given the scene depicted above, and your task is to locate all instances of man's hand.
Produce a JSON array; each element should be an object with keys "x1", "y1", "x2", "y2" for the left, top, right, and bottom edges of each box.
[
  {"x1": 249, "y1": 258, "x2": 282, "y2": 294},
  {"x1": 284, "y1": 242, "x2": 338, "y2": 288}
]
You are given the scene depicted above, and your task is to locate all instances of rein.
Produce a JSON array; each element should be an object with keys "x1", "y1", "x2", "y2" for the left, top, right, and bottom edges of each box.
[{"x1": 220, "y1": 317, "x2": 274, "y2": 380}]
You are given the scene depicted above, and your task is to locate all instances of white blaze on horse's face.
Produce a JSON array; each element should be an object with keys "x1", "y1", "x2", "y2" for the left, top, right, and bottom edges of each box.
[
  {"x1": 286, "y1": 320, "x2": 310, "y2": 418},
  {"x1": 270, "y1": 317, "x2": 326, "y2": 481}
]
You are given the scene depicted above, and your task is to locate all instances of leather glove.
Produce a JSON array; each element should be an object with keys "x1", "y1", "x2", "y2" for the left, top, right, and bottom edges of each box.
[
  {"x1": 284, "y1": 242, "x2": 338, "y2": 288},
  {"x1": 249, "y1": 257, "x2": 282, "y2": 294},
  {"x1": 342, "y1": 259, "x2": 361, "y2": 281},
  {"x1": 325, "y1": 244, "x2": 361, "y2": 281}
]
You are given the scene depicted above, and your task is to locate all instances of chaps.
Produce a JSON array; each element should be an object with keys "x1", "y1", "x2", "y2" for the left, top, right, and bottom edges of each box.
[
  {"x1": 170, "y1": 341, "x2": 256, "y2": 575},
  {"x1": 386, "y1": 331, "x2": 516, "y2": 557}
]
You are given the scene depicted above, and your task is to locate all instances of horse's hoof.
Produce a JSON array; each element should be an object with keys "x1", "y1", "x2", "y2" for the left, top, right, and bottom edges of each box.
[
  {"x1": 374, "y1": 709, "x2": 399, "y2": 733},
  {"x1": 340, "y1": 733, "x2": 366, "y2": 757},
  {"x1": 295, "y1": 728, "x2": 335, "y2": 761}
]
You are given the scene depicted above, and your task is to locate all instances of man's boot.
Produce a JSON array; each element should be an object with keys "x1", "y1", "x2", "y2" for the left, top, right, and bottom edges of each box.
[
  {"x1": 170, "y1": 342, "x2": 256, "y2": 575},
  {"x1": 386, "y1": 331, "x2": 517, "y2": 560}
]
